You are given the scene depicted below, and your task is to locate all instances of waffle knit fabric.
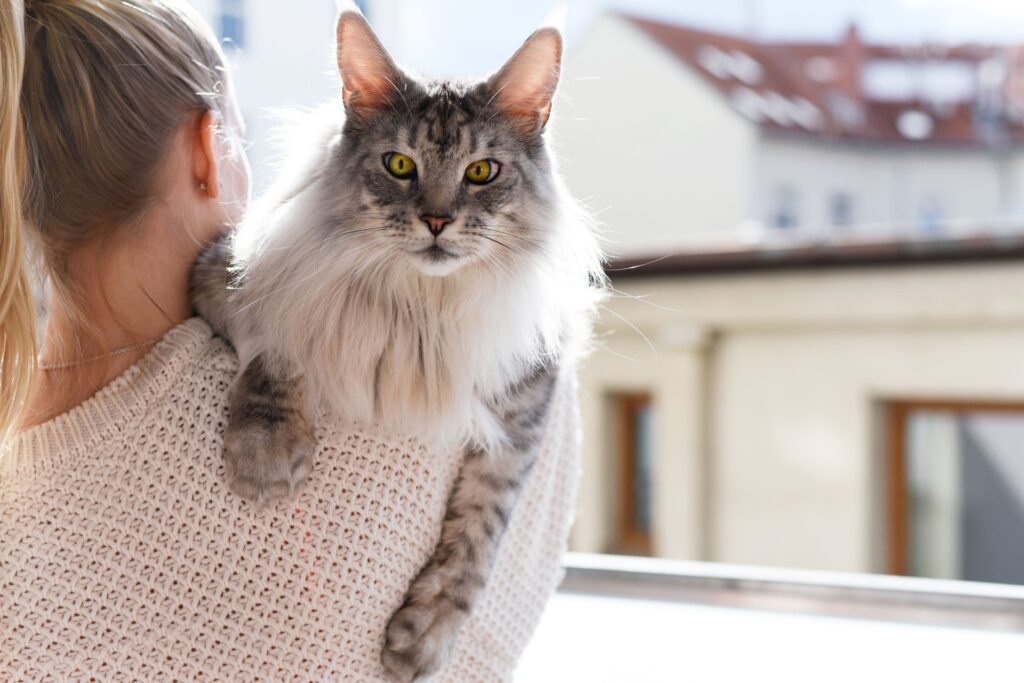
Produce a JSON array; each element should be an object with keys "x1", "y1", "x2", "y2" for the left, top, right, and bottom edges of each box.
[{"x1": 1, "y1": 317, "x2": 581, "y2": 682}]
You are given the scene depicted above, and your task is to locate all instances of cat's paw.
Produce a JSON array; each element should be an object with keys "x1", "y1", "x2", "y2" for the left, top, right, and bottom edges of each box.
[
  {"x1": 381, "y1": 591, "x2": 468, "y2": 682},
  {"x1": 222, "y1": 411, "x2": 315, "y2": 504}
]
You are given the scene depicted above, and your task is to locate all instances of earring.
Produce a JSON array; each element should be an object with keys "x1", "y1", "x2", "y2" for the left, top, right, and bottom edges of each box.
[{"x1": 199, "y1": 181, "x2": 209, "y2": 192}]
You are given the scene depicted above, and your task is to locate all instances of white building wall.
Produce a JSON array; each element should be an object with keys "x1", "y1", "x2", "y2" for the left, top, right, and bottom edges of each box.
[
  {"x1": 711, "y1": 323, "x2": 1024, "y2": 571},
  {"x1": 577, "y1": 263, "x2": 1024, "y2": 572},
  {"x1": 754, "y1": 136, "x2": 1024, "y2": 232},
  {"x1": 557, "y1": 16, "x2": 757, "y2": 257},
  {"x1": 574, "y1": 329, "x2": 709, "y2": 559}
]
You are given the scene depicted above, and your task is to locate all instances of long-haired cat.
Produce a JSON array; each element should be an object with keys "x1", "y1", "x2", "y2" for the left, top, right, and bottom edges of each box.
[{"x1": 192, "y1": 9, "x2": 603, "y2": 681}]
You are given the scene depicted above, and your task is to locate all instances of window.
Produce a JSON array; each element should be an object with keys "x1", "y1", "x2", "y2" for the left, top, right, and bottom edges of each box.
[
  {"x1": 918, "y1": 197, "x2": 944, "y2": 234},
  {"x1": 218, "y1": 0, "x2": 245, "y2": 50},
  {"x1": 613, "y1": 394, "x2": 654, "y2": 555},
  {"x1": 830, "y1": 192, "x2": 853, "y2": 227},
  {"x1": 772, "y1": 185, "x2": 799, "y2": 229},
  {"x1": 887, "y1": 401, "x2": 1024, "y2": 584}
]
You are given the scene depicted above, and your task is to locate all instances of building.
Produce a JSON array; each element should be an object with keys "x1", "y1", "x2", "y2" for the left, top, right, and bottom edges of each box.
[
  {"x1": 572, "y1": 237, "x2": 1024, "y2": 582},
  {"x1": 562, "y1": 14, "x2": 1024, "y2": 584},
  {"x1": 556, "y1": 14, "x2": 1024, "y2": 256}
]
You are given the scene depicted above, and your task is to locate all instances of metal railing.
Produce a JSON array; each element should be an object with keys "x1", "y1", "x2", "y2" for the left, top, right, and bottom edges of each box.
[{"x1": 560, "y1": 553, "x2": 1024, "y2": 632}]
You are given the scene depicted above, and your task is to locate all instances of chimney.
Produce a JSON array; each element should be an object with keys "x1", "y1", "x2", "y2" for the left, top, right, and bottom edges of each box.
[{"x1": 838, "y1": 23, "x2": 865, "y2": 101}]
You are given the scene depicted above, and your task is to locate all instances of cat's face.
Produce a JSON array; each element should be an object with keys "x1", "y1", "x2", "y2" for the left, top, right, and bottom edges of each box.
[{"x1": 331, "y1": 13, "x2": 562, "y2": 277}]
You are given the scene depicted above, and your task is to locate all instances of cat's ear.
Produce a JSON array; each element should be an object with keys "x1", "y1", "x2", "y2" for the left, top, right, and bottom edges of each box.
[
  {"x1": 488, "y1": 25, "x2": 563, "y2": 136},
  {"x1": 335, "y1": 10, "x2": 403, "y2": 113}
]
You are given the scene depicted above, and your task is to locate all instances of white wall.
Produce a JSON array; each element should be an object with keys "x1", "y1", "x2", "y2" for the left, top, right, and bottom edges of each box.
[
  {"x1": 187, "y1": 0, "x2": 340, "y2": 191},
  {"x1": 557, "y1": 15, "x2": 757, "y2": 257},
  {"x1": 577, "y1": 262, "x2": 1024, "y2": 573},
  {"x1": 575, "y1": 329, "x2": 709, "y2": 559},
  {"x1": 754, "y1": 135, "x2": 1024, "y2": 233},
  {"x1": 710, "y1": 324, "x2": 1024, "y2": 572}
]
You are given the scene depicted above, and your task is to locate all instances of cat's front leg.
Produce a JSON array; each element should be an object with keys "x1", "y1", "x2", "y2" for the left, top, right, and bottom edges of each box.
[
  {"x1": 381, "y1": 363, "x2": 558, "y2": 682},
  {"x1": 223, "y1": 353, "x2": 315, "y2": 503}
]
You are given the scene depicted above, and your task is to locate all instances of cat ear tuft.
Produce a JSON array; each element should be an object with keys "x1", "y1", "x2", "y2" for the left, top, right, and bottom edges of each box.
[
  {"x1": 489, "y1": 26, "x2": 563, "y2": 136},
  {"x1": 335, "y1": 11, "x2": 402, "y2": 113}
]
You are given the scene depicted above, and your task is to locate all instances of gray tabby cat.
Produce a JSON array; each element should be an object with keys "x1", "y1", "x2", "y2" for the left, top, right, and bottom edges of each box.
[{"x1": 192, "y1": 9, "x2": 602, "y2": 681}]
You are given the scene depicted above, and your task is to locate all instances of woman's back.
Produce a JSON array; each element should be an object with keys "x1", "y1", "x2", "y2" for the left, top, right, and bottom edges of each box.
[{"x1": 1, "y1": 318, "x2": 580, "y2": 682}]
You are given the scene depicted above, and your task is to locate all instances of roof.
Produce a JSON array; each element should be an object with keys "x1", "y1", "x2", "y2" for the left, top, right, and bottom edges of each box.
[
  {"x1": 623, "y1": 15, "x2": 1024, "y2": 146},
  {"x1": 605, "y1": 234, "x2": 1024, "y2": 278}
]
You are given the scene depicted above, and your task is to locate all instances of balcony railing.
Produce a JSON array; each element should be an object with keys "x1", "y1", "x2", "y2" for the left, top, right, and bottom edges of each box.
[
  {"x1": 559, "y1": 552, "x2": 1024, "y2": 631},
  {"x1": 518, "y1": 554, "x2": 1024, "y2": 681}
]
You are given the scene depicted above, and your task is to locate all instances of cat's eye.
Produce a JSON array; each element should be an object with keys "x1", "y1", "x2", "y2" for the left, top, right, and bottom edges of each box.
[
  {"x1": 465, "y1": 159, "x2": 500, "y2": 185},
  {"x1": 384, "y1": 152, "x2": 417, "y2": 179}
]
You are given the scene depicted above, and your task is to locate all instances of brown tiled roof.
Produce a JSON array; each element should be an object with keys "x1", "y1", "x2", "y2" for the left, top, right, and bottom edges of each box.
[{"x1": 623, "y1": 15, "x2": 1024, "y2": 146}]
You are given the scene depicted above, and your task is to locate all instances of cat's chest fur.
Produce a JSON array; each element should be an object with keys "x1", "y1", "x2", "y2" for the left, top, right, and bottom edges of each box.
[{"x1": 232, "y1": 244, "x2": 558, "y2": 449}]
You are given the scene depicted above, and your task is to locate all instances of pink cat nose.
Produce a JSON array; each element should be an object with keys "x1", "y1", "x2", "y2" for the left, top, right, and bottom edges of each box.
[{"x1": 420, "y1": 214, "x2": 454, "y2": 237}]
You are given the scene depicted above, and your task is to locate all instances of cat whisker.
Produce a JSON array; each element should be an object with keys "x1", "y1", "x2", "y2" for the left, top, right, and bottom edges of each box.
[
  {"x1": 604, "y1": 286, "x2": 684, "y2": 314},
  {"x1": 598, "y1": 303, "x2": 658, "y2": 355},
  {"x1": 482, "y1": 229, "x2": 552, "y2": 254},
  {"x1": 466, "y1": 232, "x2": 515, "y2": 252},
  {"x1": 591, "y1": 338, "x2": 641, "y2": 364}
]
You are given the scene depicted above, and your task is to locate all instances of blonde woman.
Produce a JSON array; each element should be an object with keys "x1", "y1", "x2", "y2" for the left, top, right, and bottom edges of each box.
[{"x1": 0, "y1": 1, "x2": 580, "y2": 680}]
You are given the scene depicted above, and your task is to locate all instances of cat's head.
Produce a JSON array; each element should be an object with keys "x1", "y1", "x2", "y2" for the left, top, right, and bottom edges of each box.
[{"x1": 328, "y1": 11, "x2": 564, "y2": 278}]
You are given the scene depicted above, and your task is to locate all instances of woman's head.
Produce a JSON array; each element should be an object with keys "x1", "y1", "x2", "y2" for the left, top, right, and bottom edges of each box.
[{"x1": 0, "y1": 0, "x2": 250, "y2": 440}]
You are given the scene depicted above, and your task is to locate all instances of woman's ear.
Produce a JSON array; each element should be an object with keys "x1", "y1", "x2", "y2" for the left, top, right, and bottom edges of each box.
[{"x1": 193, "y1": 110, "x2": 220, "y2": 199}]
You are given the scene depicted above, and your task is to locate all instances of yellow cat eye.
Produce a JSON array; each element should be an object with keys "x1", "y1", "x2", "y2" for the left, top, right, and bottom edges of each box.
[
  {"x1": 384, "y1": 152, "x2": 417, "y2": 179},
  {"x1": 465, "y1": 159, "x2": 500, "y2": 185}
]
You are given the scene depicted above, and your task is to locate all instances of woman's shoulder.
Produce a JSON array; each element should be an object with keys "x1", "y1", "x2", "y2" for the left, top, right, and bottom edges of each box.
[
  {"x1": 168, "y1": 316, "x2": 239, "y2": 378},
  {"x1": 1, "y1": 317, "x2": 237, "y2": 479},
  {"x1": 104, "y1": 315, "x2": 240, "y2": 438},
  {"x1": 134, "y1": 315, "x2": 239, "y2": 414}
]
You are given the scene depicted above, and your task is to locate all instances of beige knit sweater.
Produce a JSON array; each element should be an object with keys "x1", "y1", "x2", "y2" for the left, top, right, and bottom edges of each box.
[{"x1": 0, "y1": 318, "x2": 581, "y2": 682}]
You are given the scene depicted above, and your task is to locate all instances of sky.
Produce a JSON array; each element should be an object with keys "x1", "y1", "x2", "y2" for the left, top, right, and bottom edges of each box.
[
  {"x1": 181, "y1": 0, "x2": 1024, "y2": 188},
  {"x1": 364, "y1": 0, "x2": 1024, "y2": 77}
]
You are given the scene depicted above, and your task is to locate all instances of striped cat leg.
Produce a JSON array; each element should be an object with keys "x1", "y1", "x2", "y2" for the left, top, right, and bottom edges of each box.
[
  {"x1": 381, "y1": 363, "x2": 558, "y2": 682},
  {"x1": 223, "y1": 353, "x2": 315, "y2": 503}
]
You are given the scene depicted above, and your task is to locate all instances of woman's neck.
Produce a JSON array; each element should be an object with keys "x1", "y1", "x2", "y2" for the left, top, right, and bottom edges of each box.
[{"x1": 20, "y1": 237, "x2": 197, "y2": 429}]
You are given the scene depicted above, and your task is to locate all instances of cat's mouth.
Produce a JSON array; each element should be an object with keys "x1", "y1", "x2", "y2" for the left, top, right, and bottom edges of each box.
[
  {"x1": 410, "y1": 243, "x2": 469, "y2": 277},
  {"x1": 419, "y1": 244, "x2": 456, "y2": 261}
]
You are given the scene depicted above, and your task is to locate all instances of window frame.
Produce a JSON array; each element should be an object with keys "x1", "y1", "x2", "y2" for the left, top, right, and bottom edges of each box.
[{"x1": 885, "y1": 399, "x2": 1024, "y2": 576}]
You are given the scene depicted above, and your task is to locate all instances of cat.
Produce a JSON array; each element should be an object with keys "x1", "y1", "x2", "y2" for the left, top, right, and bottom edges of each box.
[{"x1": 191, "y1": 9, "x2": 603, "y2": 681}]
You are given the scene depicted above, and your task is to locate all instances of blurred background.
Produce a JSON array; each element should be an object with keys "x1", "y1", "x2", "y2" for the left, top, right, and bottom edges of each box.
[{"x1": 184, "y1": 0, "x2": 1024, "y2": 588}]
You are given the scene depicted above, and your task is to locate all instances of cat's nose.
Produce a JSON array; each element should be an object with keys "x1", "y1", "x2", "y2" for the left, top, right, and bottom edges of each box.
[{"x1": 420, "y1": 214, "x2": 454, "y2": 237}]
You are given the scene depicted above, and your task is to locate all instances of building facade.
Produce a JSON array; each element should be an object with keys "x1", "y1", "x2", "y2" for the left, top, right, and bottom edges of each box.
[
  {"x1": 574, "y1": 243, "x2": 1024, "y2": 581},
  {"x1": 559, "y1": 14, "x2": 1024, "y2": 582},
  {"x1": 557, "y1": 15, "x2": 1024, "y2": 256}
]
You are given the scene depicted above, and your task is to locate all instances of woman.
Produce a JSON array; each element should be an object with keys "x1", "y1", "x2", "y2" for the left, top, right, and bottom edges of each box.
[{"x1": 0, "y1": 1, "x2": 580, "y2": 680}]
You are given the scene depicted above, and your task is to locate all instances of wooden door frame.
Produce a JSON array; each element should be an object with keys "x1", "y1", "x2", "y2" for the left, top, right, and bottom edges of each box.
[
  {"x1": 885, "y1": 399, "x2": 1024, "y2": 575},
  {"x1": 615, "y1": 393, "x2": 653, "y2": 555}
]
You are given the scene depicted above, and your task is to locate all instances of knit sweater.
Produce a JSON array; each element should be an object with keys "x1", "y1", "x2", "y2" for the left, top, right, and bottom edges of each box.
[{"x1": 0, "y1": 318, "x2": 581, "y2": 682}]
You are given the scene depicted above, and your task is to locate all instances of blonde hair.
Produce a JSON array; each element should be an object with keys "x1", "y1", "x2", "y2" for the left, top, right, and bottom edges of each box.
[{"x1": 0, "y1": 0, "x2": 228, "y2": 442}]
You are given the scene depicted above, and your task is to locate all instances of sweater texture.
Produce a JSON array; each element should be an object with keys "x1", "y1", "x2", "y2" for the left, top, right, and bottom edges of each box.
[{"x1": 0, "y1": 318, "x2": 580, "y2": 682}]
